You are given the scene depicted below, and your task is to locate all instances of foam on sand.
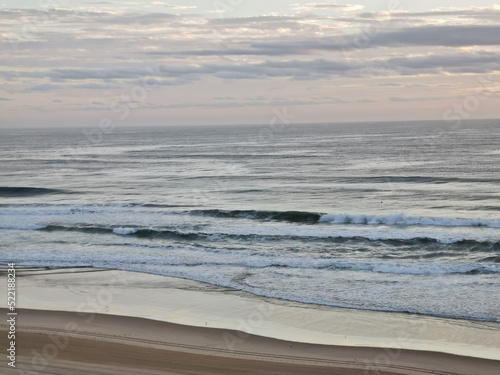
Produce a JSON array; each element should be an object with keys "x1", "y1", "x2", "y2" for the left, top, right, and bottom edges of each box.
[{"x1": 2, "y1": 266, "x2": 499, "y2": 362}]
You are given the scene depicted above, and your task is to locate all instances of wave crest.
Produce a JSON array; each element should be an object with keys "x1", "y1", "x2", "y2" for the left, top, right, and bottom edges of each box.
[
  {"x1": 0, "y1": 187, "x2": 71, "y2": 197},
  {"x1": 319, "y1": 212, "x2": 500, "y2": 228},
  {"x1": 193, "y1": 209, "x2": 322, "y2": 223}
]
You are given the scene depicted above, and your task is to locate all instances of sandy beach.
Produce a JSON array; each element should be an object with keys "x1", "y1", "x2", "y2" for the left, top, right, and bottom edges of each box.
[{"x1": 1, "y1": 266, "x2": 499, "y2": 374}]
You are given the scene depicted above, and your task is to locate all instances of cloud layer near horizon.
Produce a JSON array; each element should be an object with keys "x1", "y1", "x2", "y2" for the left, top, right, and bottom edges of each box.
[{"x1": 1, "y1": 1, "x2": 499, "y2": 126}]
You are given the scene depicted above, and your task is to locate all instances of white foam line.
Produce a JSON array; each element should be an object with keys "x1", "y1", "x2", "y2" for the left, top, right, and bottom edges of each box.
[{"x1": 320, "y1": 212, "x2": 500, "y2": 228}]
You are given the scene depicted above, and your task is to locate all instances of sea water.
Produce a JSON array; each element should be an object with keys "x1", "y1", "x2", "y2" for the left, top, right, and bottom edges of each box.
[{"x1": 1, "y1": 120, "x2": 499, "y2": 321}]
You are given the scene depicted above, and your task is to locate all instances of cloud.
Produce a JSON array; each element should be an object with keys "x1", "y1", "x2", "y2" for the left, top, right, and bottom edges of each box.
[
  {"x1": 208, "y1": 15, "x2": 304, "y2": 24},
  {"x1": 2, "y1": 4, "x2": 500, "y2": 120},
  {"x1": 388, "y1": 96, "x2": 442, "y2": 102},
  {"x1": 144, "y1": 25, "x2": 500, "y2": 59},
  {"x1": 0, "y1": 97, "x2": 12, "y2": 101},
  {"x1": 0, "y1": 8, "x2": 178, "y2": 25},
  {"x1": 24, "y1": 83, "x2": 61, "y2": 92},
  {"x1": 23, "y1": 82, "x2": 123, "y2": 92},
  {"x1": 72, "y1": 83, "x2": 122, "y2": 89},
  {"x1": 358, "y1": 7, "x2": 500, "y2": 21},
  {"x1": 293, "y1": 3, "x2": 364, "y2": 12},
  {"x1": 255, "y1": 25, "x2": 500, "y2": 54},
  {"x1": 162, "y1": 3, "x2": 197, "y2": 10},
  {"x1": 10, "y1": 50, "x2": 494, "y2": 92},
  {"x1": 370, "y1": 25, "x2": 500, "y2": 48},
  {"x1": 90, "y1": 12, "x2": 178, "y2": 24},
  {"x1": 385, "y1": 52, "x2": 500, "y2": 75},
  {"x1": 4, "y1": 8, "x2": 500, "y2": 63},
  {"x1": 48, "y1": 68, "x2": 143, "y2": 80}
]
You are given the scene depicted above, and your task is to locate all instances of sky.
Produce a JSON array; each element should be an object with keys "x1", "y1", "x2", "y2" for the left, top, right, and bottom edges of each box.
[{"x1": 1, "y1": 0, "x2": 500, "y2": 127}]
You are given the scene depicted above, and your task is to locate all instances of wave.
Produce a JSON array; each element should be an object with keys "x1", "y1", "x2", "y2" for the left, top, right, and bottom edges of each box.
[
  {"x1": 42, "y1": 224, "x2": 114, "y2": 235},
  {"x1": 7, "y1": 238, "x2": 500, "y2": 277},
  {"x1": 127, "y1": 241, "x2": 500, "y2": 270},
  {"x1": 32, "y1": 224, "x2": 500, "y2": 250},
  {"x1": 41, "y1": 225, "x2": 200, "y2": 240},
  {"x1": 133, "y1": 250, "x2": 500, "y2": 276},
  {"x1": 191, "y1": 209, "x2": 322, "y2": 223},
  {"x1": 0, "y1": 223, "x2": 46, "y2": 230},
  {"x1": 0, "y1": 187, "x2": 73, "y2": 197},
  {"x1": 192, "y1": 209, "x2": 500, "y2": 228},
  {"x1": 3, "y1": 203, "x2": 499, "y2": 229},
  {"x1": 120, "y1": 256, "x2": 499, "y2": 276},
  {"x1": 319, "y1": 212, "x2": 500, "y2": 228}
]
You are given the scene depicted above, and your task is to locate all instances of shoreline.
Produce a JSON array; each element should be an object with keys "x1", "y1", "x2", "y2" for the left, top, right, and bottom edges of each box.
[
  {"x1": 3, "y1": 308, "x2": 500, "y2": 375},
  {"x1": 1, "y1": 266, "x2": 500, "y2": 374}
]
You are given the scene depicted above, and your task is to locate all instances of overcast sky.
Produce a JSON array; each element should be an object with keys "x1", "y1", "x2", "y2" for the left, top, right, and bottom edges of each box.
[{"x1": 1, "y1": 0, "x2": 499, "y2": 127}]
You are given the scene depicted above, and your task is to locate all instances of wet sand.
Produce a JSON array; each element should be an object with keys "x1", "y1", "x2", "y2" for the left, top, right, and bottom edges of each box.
[{"x1": 1, "y1": 266, "x2": 499, "y2": 374}]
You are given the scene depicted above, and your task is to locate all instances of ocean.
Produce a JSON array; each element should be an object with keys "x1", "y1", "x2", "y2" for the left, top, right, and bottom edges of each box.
[{"x1": 1, "y1": 120, "x2": 499, "y2": 322}]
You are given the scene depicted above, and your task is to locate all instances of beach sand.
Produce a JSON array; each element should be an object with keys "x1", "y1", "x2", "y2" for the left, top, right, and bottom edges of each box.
[{"x1": 1, "y1": 266, "x2": 499, "y2": 374}]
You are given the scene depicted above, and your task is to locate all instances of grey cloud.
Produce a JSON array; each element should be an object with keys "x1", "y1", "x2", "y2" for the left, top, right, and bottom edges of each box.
[
  {"x1": 23, "y1": 82, "x2": 122, "y2": 92},
  {"x1": 147, "y1": 25, "x2": 500, "y2": 58},
  {"x1": 293, "y1": 3, "x2": 363, "y2": 11},
  {"x1": 308, "y1": 4, "x2": 359, "y2": 9},
  {"x1": 164, "y1": 52, "x2": 498, "y2": 78},
  {"x1": 23, "y1": 59, "x2": 355, "y2": 87},
  {"x1": 147, "y1": 48, "x2": 288, "y2": 57},
  {"x1": 0, "y1": 8, "x2": 110, "y2": 21},
  {"x1": 0, "y1": 37, "x2": 127, "y2": 54},
  {"x1": 204, "y1": 15, "x2": 322, "y2": 32},
  {"x1": 50, "y1": 68, "x2": 144, "y2": 80},
  {"x1": 358, "y1": 8, "x2": 500, "y2": 20},
  {"x1": 386, "y1": 52, "x2": 500, "y2": 75},
  {"x1": 252, "y1": 25, "x2": 500, "y2": 54},
  {"x1": 25, "y1": 83, "x2": 61, "y2": 92},
  {"x1": 389, "y1": 97, "x2": 442, "y2": 102},
  {"x1": 90, "y1": 12, "x2": 178, "y2": 25},
  {"x1": 157, "y1": 59, "x2": 359, "y2": 80},
  {"x1": 0, "y1": 97, "x2": 12, "y2": 101},
  {"x1": 374, "y1": 83, "x2": 402, "y2": 87},
  {"x1": 0, "y1": 8, "x2": 178, "y2": 24},
  {"x1": 8, "y1": 11, "x2": 500, "y2": 65},
  {"x1": 208, "y1": 15, "x2": 305, "y2": 25},
  {"x1": 72, "y1": 83, "x2": 122, "y2": 89},
  {"x1": 10, "y1": 50, "x2": 500, "y2": 93},
  {"x1": 162, "y1": 4, "x2": 197, "y2": 10},
  {"x1": 370, "y1": 25, "x2": 500, "y2": 48}
]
